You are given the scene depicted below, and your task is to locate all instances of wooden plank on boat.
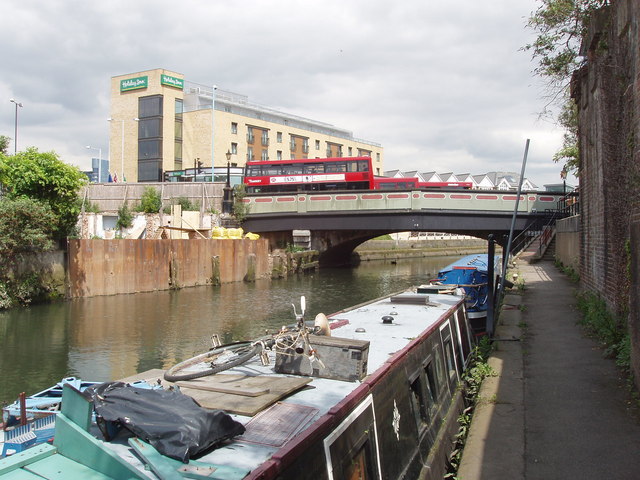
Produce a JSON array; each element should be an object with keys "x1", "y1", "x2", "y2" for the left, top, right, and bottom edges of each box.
[
  {"x1": 117, "y1": 369, "x2": 166, "y2": 386},
  {"x1": 177, "y1": 375, "x2": 312, "y2": 416},
  {"x1": 176, "y1": 380, "x2": 270, "y2": 397}
]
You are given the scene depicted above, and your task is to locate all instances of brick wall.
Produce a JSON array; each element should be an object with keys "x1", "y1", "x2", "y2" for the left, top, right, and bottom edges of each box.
[{"x1": 572, "y1": 0, "x2": 640, "y2": 387}]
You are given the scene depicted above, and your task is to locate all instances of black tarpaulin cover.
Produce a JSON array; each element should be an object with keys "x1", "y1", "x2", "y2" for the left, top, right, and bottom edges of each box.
[{"x1": 88, "y1": 382, "x2": 245, "y2": 463}]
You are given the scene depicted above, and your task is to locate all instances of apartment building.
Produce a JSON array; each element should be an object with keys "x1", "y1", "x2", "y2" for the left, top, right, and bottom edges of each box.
[{"x1": 109, "y1": 68, "x2": 384, "y2": 182}]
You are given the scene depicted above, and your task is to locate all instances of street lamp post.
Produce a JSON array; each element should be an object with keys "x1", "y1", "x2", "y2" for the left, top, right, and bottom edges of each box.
[
  {"x1": 9, "y1": 99, "x2": 23, "y2": 154},
  {"x1": 560, "y1": 166, "x2": 568, "y2": 213},
  {"x1": 86, "y1": 145, "x2": 102, "y2": 183},
  {"x1": 222, "y1": 150, "x2": 234, "y2": 214},
  {"x1": 108, "y1": 117, "x2": 138, "y2": 182}
]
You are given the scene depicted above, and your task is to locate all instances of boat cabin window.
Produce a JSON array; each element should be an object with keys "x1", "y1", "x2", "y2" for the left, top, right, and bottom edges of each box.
[
  {"x1": 325, "y1": 397, "x2": 381, "y2": 480},
  {"x1": 440, "y1": 322, "x2": 460, "y2": 389},
  {"x1": 408, "y1": 372, "x2": 429, "y2": 430},
  {"x1": 432, "y1": 347, "x2": 446, "y2": 399},
  {"x1": 343, "y1": 441, "x2": 377, "y2": 480},
  {"x1": 422, "y1": 360, "x2": 438, "y2": 420},
  {"x1": 456, "y1": 308, "x2": 473, "y2": 363}
]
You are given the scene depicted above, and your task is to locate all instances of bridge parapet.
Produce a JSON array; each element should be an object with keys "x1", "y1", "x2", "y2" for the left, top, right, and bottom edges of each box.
[{"x1": 242, "y1": 190, "x2": 562, "y2": 216}]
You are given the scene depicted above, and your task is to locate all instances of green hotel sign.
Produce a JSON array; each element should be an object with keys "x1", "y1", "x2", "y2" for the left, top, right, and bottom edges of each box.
[
  {"x1": 161, "y1": 74, "x2": 184, "y2": 90},
  {"x1": 120, "y1": 76, "x2": 148, "y2": 92}
]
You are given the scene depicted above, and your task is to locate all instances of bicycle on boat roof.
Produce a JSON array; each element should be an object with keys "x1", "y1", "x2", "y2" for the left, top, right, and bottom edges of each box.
[{"x1": 163, "y1": 296, "x2": 329, "y2": 382}]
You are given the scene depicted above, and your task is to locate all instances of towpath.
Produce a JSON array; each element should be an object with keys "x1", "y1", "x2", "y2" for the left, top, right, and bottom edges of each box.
[{"x1": 458, "y1": 258, "x2": 640, "y2": 480}]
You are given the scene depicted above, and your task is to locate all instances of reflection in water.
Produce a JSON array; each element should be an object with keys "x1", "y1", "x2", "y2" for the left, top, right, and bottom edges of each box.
[{"x1": 0, "y1": 256, "x2": 460, "y2": 404}]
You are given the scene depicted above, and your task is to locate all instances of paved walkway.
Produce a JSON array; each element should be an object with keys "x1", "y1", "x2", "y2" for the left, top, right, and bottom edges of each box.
[{"x1": 458, "y1": 258, "x2": 640, "y2": 480}]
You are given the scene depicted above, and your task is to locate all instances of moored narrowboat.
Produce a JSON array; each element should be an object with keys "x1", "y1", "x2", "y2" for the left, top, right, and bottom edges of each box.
[
  {"x1": 1, "y1": 288, "x2": 476, "y2": 479},
  {"x1": 423, "y1": 253, "x2": 499, "y2": 336}
]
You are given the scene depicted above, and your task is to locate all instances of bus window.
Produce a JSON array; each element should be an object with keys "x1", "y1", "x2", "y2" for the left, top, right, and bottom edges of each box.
[
  {"x1": 246, "y1": 165, "x2": 262, "y2": 176},
  {"x1": 357, "y1": 160, "x2": 370, "y2": 172},
  {"x1": 304, "y1": 163, "x2": 324, "y2": 174},
  {"x1": 264, "y1": 164, "x2": 283, "y2": 176},
  {"x1": 283, "y1": 163, "x2": 303, "y2": 174},
  {"x1": 325, "y1": 162, "x2": 347, "y2": 173}
]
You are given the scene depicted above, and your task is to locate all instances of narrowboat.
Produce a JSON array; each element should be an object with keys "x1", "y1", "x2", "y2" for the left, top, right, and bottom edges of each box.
[
  {"x1": 423, "y1": 253, "x2": 499, "y2": 336},
  {"x1": 1, "y1": 287, "x2": 475, "y2": 479}
]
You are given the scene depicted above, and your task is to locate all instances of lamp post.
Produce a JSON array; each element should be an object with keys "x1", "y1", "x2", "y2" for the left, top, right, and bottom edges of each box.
[
  {"x1": 108, "y1": 117, "x2": 138, "y2": 182},
  {"x1": 9, "y1": 99, "x2": 23, "y2": 154},
  {"x1": 222, "y1": 150, "x2": 234, "y2": 214},
  {"x1": 86, "y1": 145, "x2": 102, "y2": 183}
]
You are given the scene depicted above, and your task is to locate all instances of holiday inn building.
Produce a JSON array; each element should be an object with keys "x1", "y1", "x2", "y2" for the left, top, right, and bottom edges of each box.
[{"x1": 109, "y1": 68, "x2": 384, "y2": 183}]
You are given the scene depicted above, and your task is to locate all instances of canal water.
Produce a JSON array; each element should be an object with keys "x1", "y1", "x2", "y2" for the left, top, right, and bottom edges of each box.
[{"x1": 0, "y1": 255, "x2": 461, "y2": 406}]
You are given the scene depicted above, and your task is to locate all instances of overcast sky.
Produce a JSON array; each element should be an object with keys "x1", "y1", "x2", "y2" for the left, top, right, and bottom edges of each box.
[{"x1": 0, "y1": 0, "x2": 572, "y2": 188}]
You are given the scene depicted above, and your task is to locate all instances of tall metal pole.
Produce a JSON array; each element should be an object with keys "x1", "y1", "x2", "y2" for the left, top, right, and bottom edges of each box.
[
  {"x1": 121, "y1": 119, "x2": 125, "y2": 182},
  {"x1": 10, "y1": 99, "x2": 23, "y2": 154},
  {"x1": 499, "y1": 139, "x2": 530, "y2": 297},
  {"x1": 486, "y1": 234, "x2": 496, "y2": 337}
]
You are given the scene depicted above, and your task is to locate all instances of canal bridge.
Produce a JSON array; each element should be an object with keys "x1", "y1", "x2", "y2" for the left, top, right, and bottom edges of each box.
[{"x1": 241, "y1": 189, "x2": 564, "y2": 265}]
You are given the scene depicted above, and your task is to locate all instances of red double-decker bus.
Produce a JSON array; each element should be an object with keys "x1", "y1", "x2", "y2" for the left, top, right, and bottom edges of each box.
[{"x1": 244, "y1": 157, "x2": 374, "y2": 193}]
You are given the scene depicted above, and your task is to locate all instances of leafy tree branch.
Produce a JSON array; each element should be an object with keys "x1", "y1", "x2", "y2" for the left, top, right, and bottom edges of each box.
[{"x1": 523, "y1": 0, "x2": 609, "y2": 175}]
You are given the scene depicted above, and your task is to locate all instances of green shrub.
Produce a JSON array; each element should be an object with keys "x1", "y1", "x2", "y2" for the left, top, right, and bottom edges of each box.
[
  {"x1": 576, "y1": 291, "x2": 630, "y2": 372},
  {"x1": 116, "y1": 204, "x2": 133, "y2": 230},
  {"x1": 139, "y1": 186, "x2": 162, "y2": 213}
]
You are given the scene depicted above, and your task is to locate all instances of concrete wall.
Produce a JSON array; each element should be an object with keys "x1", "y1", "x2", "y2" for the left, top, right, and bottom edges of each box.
[
  {"x1": 573, "y1": 0, "x2": 640, "y2": 386},
  {"x1": 555, "y1": 215, "x2": 581, "y2": 272},
  {"x1": 14, "y1": 250, "x2": 67, "y2": 298},
  {"x1": 67, "y1": 238, "x2": 270, "y2": 298},
  {"x1": 81, "y1": 182, "x2": 225, "y2": 213}
]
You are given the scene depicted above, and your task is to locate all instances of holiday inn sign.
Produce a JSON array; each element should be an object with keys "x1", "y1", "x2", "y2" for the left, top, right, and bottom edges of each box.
[
  {"x1": 161, "y1": 74, "x2": 184, "y2": 89},
  {"x1": 120, "y1": 76, "x2": 148, "y2": 92}
]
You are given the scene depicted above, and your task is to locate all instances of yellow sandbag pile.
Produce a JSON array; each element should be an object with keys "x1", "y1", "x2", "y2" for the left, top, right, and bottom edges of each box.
[{"x1": 211, "y1": 227, "x2": 259, "y2": 240}]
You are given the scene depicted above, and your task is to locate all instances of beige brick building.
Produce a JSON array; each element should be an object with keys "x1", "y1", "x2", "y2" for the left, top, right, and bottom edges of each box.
[{"x1": 109, "y1": 68, "x2": 384, "y2": 182}]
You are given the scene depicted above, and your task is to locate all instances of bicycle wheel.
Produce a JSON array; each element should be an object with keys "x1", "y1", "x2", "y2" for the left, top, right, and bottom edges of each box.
[{"x1": 164, "y1": 341, "x2": 260, "y2": 382}]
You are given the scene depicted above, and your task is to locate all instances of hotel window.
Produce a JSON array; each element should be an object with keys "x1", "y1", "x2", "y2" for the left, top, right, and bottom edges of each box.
[
  {"x1": 261, "y1": 130, "x2": 269, "y2": 146},
  {"x1": 231, "y1": 143, "x2": 237, "y2": 154},
  {"x1": 247, "y1": 126, "x2": 255, "y2": 143},
  {"x1": 138, "y1": 95, "x2": 163, "y2": 181},
  {"x1": 302, "y1": 138, "x2": 309, "y2": 154},
  {"x1": 139, "y1": 95, "x2": 162, "y2": 118},
  {"x1": 261, "y1": 149, "x2": 268, "y2": 161},
  {"x1": 247, "y1": 147, "x2": 254, "y2": 161},
  {"x1": 277, "y1": 150, "x2": 282, "y2": 160},
  {"x1": 277, "y1": 132, "x2": 282, "y2": 143},
  {"x1": 315, "y1": 140, "x2": 320, "y2": 150},
  {"x1": 231, "y1": 122, "x2": 238, "y2": 134},
  {"x1": 348, "y1": 147, "x2": 352, "y2": 156}
]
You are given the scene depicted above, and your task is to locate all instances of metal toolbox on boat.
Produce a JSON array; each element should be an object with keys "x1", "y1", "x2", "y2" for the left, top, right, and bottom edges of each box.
[{"x1": 274, "y1": 335, "x2": 370, "y2": 382}]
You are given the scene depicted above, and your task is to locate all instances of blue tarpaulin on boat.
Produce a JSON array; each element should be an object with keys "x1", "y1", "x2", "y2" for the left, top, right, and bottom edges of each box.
[{"x1": 87, "y1": 382, "x2": 245, "y2": 463}]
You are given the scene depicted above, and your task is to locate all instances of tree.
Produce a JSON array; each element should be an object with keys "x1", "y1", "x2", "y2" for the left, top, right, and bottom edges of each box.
[
  {"x1": 116, "y1": 204, "x2": 133, "y2": 232},
  {"x1": 0, "y1": 197, "x2": 58, "y2": 308},
  {"x1": 524, "y1": 0, "x2": 609, "y2": 174},
  {"x1": 0, "y1": 147, "x2": 88, "y2": 239},
  {"x1": 0, "y1": 197, "x2": 56, "y2": 267},
  {"x1": 0, "y1": 135, "x2": 9, "y2": 155},
  {"x1": 139, "y1": 186, "x2": 162, "y2": 213}
]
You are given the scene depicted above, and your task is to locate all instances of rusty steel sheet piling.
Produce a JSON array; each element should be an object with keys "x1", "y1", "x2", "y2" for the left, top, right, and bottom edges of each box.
[{"x1": 67, "y1": 239, "x2": 270, "y2": 298}]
